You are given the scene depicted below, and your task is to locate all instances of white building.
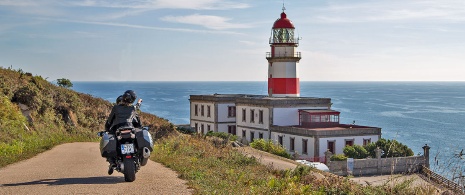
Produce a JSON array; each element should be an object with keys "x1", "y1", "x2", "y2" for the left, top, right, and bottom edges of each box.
[
  {"x1": 189, "y1": 7, "x2": 381, "y2": 162},
  {"x1": 190, "y1": 94, "x2": 381, "y2": 162}
]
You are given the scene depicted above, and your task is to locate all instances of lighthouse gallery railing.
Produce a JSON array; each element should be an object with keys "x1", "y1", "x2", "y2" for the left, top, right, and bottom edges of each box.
[{"x1": 266, "y1": 52, "x2": 301, "y2": 58}]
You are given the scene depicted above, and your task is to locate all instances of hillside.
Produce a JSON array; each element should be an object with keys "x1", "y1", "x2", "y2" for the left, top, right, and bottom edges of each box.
[{"x1": 0, "y1": 66, "x2": 176, "y2": 167}]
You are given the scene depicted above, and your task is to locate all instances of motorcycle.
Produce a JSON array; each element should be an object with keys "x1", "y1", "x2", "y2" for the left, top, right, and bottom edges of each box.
[{"x1": 99, "y1": 127, "x2": 153, "y2": 182}]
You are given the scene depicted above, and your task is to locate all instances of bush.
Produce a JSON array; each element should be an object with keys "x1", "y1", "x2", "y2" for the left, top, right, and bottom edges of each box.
[
  {"x1": 205, "y1": 131, "x2": 238, "y2": 141},
  {"x1": 57, "y1": 78, "x2": 73, "y2": 88},
  {"x1": 176, "y1": 126, "x2": 195, "y2": 134},
  {"x1": 250, "y1": 139, "x2": 291, "y2": 159},
  {"x1": 343, "y1": 145, "x2": 369, "y2": 159},
  {"x1": 330, "y1": 154, "x2": 347, "y2": 161},
  {"x1": 364, "y1": 138, "x2": 414, "y2": 158}
]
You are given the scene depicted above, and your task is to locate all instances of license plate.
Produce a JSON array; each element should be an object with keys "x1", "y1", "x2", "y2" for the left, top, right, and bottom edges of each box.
[{"x1": 121, "y1": 144, "x2": 134, "y2": 154}]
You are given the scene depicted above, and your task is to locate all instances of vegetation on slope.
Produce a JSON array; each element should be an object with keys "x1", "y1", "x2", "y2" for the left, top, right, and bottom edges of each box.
[
  {"x1": 152, "y1": 134, "x2": 437, "y2": 194},
  {"x1": 0, "y1": 66, "x2": 175, "y2": 167}
]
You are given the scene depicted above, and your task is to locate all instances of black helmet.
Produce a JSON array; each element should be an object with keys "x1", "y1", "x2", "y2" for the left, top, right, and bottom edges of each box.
[
  {"x1": 122, "y1": 90, "x2": 136, "y2": 104},
  {"x1": 116, "y1": 95, "x2": 123, "y2": 104}
]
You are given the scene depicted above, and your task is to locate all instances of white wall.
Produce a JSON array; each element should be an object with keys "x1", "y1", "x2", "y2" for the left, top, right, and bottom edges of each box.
[
  {"x1": 190, "y1": 101, "x2": 215, "y2": 123},
  {"x1": 270, "y1": 132, "x2": 315, "y2": 158},
  {"x1": 217, "y1": 103, "x2": 236, "y2": 122},
  {"x1": 274, "y1": 46, "x2": 296, "y2": 57},
  {"x1": 190, "y1": 121, "x2": 215, "y2": 134},
  {"x1": 273, "y1": 107, "x2": 328, "y2": 126},
  {"x1": 236, "y1": 105, "x2": 270, "y2": 130},
  {"x1": 238, "y1": 127, "x2": 269, "y2": 143},
  {"x1": 319, "y1": 135, "x2": 379, "y2": 156},
  {"x1": 269, "y1": 62, "x2": 297, "y2": 78},
  {"x1": 217, "y1": 123, "x2": 236, "y2": 134}
]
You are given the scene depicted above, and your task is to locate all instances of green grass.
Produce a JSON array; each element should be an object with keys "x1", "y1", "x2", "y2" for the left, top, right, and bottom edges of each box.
[
  {"x1": 0, "y1": 66, "x2": 176, "y2": 167},
  {"x1": 152, "y1": 134, "x2": 437, "y2": 195}
]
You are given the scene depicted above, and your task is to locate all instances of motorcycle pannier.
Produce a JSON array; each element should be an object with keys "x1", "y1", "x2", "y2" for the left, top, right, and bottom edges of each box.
[
  {"x1": 136, "y1": 128, "x2": 153, "y2": 151},
  {"x1": 100, "y1": 133, "x2": 117, "y2": 158}
]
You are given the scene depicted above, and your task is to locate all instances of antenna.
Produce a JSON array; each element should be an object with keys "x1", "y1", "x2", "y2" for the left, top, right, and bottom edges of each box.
[{"x1": 282, "y1": 0, "x2": 286, "y2": 12}]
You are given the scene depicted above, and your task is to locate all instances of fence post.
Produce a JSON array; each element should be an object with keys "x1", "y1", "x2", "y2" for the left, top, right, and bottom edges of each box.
[
  {"x1": 422, "y1": 144, "x2": 431, "y2": 169},
  {"x1": 324, "y1": 150, "x2": 333, "y2": 168},
  {"x1": 375, "y1": 147, "x2": 382, "y2": 174}
]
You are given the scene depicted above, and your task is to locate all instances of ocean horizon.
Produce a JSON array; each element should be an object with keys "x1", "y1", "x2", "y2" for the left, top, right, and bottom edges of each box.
[{"x1": 73, "y1": 81, "x2": 465, "y2": 177}]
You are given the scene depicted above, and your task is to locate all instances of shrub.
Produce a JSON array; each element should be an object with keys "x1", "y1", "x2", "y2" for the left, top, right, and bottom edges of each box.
[
  {"x1": 205, "y1": 131, "x2": 238, "y2": 141},
  {"x1": 343, "y1": 145, "x2": 369, "y2": 159},
  {"x1": 364, "y1": 138, "x2": 414, "y2": 158},
  {"x1": 176, "y1": 126, "x2": 195, "y2": 134},
  {"x1": 250, "y1": 139, "x2": 291, "y2": 159},
  {"x1": 56, "y1": 78, "x2": 73, "y2": 88},
  {"x1": 330, "y1": 154, "x2": 347, "y2": 161}
]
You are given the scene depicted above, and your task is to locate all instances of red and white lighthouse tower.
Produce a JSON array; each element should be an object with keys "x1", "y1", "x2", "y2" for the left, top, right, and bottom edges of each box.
[{"x1": 267, "y1": 7, "x2": 301, "y2": 97}]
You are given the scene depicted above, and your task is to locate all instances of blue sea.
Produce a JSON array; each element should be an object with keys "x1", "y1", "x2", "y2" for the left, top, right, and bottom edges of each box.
[{"x1": 73, "y1": 81, "x2": 465, "y2": 174}]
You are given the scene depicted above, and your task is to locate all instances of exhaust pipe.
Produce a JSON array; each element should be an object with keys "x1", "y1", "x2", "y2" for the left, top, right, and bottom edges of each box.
[{"x1": 142, "y1": 147, "x2": 151, "y2": 159}]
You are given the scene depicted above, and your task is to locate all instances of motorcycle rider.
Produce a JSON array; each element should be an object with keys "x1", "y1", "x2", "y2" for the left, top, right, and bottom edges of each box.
[{"x1": 104, "y1": 90, "x2": 142, "y2": 174}]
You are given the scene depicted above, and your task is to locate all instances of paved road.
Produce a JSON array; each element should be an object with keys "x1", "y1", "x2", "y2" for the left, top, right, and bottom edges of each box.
[{"x1": 0, "y1": 142, "x2": 192, "y2": 195}]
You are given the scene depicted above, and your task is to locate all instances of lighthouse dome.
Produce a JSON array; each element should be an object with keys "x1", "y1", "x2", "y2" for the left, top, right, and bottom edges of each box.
[{"x1": 272, "y1": 12, "x2": 294, "y2": 29}]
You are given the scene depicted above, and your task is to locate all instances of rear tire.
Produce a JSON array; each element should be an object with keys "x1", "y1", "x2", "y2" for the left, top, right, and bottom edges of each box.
[{"x1": 123, "y1": 157, "x2": 136, "y2": 182}]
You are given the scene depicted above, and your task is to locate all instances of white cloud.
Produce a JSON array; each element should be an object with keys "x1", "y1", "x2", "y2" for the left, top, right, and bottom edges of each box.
[
  {"x1": 0, "y1": 0, "x2": 38, "y2": 6},
  {"x1": 310, "y1": 1, "x2": 465, "y2": 23},
  {"x1": 161, "y1": 14, "x2": 251, "y2": 30},
  {"x1": 35, "y1": 17, "x2": 244, "y2": 35},
  {"x1": 65, "y1": 0, "x2": 249, "y2": 10}
]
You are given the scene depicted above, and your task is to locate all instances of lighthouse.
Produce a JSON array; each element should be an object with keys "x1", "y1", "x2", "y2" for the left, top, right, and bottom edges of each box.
[{"x1": 266, "y1": 7, "x2": 301, "y2": 97}]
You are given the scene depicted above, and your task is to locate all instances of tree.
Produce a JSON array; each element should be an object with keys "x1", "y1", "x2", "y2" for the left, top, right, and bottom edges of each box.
[
  {"x1": 57, "y1": 78, "x2": 73, "y2": 88},
  {"x1": 343, "y1": 145, "x2": 369, "y2": 159},
  {"x1": 364, "y1": 138, "x2": 414, "y2": 158}
]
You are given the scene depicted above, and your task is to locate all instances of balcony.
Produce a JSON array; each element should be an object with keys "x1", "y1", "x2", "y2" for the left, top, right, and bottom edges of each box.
[{"x1": 266, "y1": 52, "x2": 302, "y2": 59}]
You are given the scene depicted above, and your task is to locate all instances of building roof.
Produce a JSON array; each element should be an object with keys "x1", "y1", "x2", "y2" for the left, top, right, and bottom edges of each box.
[
  {"x1": 271, "y1": 124, "x2": 381, "y2": 137},
  {"x1": 273, "y1": 12, "x2": 295, "y2": 29},
  {"x1": 299, "y1": 109, "x2": 340, "y2": 115},
  {"x1": 190, "y1": 94, "x2": 332, "y2": 107}
]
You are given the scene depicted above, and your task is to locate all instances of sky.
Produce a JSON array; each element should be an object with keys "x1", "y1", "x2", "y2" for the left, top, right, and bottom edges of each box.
[{"x1": 1, "y1": 0, "x2": 465, "y2": 81}]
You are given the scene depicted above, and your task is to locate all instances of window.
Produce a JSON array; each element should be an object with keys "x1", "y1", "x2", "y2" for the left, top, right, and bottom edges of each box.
[
  {"x1": 259, "y1": 132, "x2": 263, "y2": 139},
  {"x1": 207, "y1": 105, "x2": 211, "y2": 117},
  {"x1": 345, "y1": 139, "x2": 354, "y2": 146},
  {"x1": 195, "y1": 123, "x2": 198, "y2": 133},
  {"x1": 242, "y1": 130, "x2": 246, "y2": 137},
  {"x1": 259, "y1": 110, "x2": 263, "y2": 124},
  {"x1": 194, "y1": 104, "x2": 198, "y2": 116},
  {"x1": 228, "y1": 106, "x2": 236, "y2": 117},
  {"x1": 363, "y1": 138, "x2": 371, "y2": 146},
  {"x1": 278, "y1": 136, "x2": 283, "y2": 146},
  {"x1": 290, "y1": 137, "x2": 295, "y2": 151},
  {"x1": 302, "y1": 139, "x2": 308, "y2": 154},
  {"x1": 228, "y1": 125, "x2": 236, "y2": 135},
  {"x1": 242, "y1": 109, "x2": 246, "y2": 122},
  {"x1": 328, "y1": 141, "x2": 335, "y2": 154},
  {"x1": 201, "y1": 124, "x2": 204, "y2": 134},
  {"x1": 201, "y1": 105, "x2": 204, "y2": 116},
  {"x1": 207, "y1": 124, "x2": 211, "y2": 131},
  {"x1": 250, "y1": 109, "x2": 255, "y2": 123},
  {"x1": 250, "y1": 131, "x2": 255, "y2": 142}
]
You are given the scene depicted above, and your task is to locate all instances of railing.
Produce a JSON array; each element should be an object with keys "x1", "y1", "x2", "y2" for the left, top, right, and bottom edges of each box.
[
  {"x1": 266, "y1": 52, "x2": 301, "y2": 58},
  {"x1": 420, "y1": 166, "x2": 464, "y2": 194},
  {"x1": 269, "y1": 38, "x2": 300, "y2": 45}
]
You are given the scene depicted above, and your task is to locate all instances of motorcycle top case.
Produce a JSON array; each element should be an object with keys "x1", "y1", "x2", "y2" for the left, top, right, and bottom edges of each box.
[
  {"x1": 100, "y1": 132, "x2": 117, "y2": 158},
  {"x1": 135, "y1": 129, "x2": 154, "y2": 152}
]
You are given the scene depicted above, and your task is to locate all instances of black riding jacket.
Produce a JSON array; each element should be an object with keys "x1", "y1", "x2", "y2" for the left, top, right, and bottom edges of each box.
[{"x1": 105, "y1": 104, "x2": 141, "y2": 134}]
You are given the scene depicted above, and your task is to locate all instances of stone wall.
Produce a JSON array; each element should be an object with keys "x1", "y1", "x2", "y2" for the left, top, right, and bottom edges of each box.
[
  {"x1": 328, "y1": 156, "x2": 426, "y2": 176},
  {"x1": 326, "y1": 145, "x2": 431, "y2": 176}
]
